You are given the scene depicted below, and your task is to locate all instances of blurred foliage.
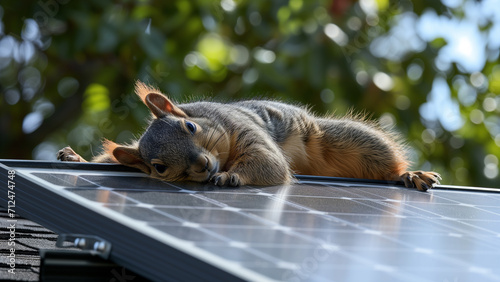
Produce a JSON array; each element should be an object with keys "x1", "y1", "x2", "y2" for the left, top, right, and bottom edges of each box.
[{"x1": 0, "y1": 0, "x2": 499, "y2": 187}]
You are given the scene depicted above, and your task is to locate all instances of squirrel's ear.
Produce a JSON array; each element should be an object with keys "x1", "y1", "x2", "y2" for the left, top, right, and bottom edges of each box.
[
  {"x1": 113, "y1": 147, "x2": 151, "y2": 174},
  {"x1": 135, "y1": 81, "x2": 187, "y2": 118},
  {"x1": 145, "y1": 93, "x2": 188, "y2": 118}
]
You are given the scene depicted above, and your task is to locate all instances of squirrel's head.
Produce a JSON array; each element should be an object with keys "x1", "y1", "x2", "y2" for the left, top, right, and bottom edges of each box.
[{"x1": 111, "y1": 82, "x2": 229, "y2": 183}]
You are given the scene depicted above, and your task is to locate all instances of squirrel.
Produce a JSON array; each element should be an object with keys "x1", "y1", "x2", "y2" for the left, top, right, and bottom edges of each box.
[{"x1": 57, "y1": 81, "x2": 441, "y2": 191}]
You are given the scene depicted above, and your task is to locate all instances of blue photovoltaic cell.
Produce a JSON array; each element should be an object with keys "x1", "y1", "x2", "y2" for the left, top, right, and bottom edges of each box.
[{"x1": 1, "y1": 162, "x2": 500, "y2": 282}]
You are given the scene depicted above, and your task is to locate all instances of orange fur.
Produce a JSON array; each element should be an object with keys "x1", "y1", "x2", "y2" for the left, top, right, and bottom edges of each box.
[
  {"x1": 135, "y1": 81, "x2": 162, "y2": 104},
  {"x1": 91, "y1": 139, "x2": 120, "y2": 163},
  {"x1": 102, "y1": 139, "x2": 119, "y2": 160},
  {"x1": 281, "y1": 116, "x2": 411, "y2": 181}
]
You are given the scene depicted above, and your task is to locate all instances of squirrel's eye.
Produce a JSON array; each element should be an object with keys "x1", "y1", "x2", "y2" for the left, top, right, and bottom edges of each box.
[
  {"x1": 153, "y1": 164, "x2": 167, "y2": 174},
  {"x1": 185, "y1": 121, "x2": 197, "y2": 134}
]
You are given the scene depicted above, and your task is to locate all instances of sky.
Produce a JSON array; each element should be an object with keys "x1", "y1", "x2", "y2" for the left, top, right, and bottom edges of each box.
[
  {"x1": 366, "y1": 0, "x2": 499, "y2": 133},
  {"x1": 417, "y1": 0, "x2": 499, "y2": 132}
]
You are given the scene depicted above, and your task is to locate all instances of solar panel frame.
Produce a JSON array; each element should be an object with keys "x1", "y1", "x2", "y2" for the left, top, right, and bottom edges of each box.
[
  {"x1": 1, "y1": 159, "x2": 500, "y2": 282},
  {"x1": 0, "y1": 160, "x2": 254, "y2": 281}
]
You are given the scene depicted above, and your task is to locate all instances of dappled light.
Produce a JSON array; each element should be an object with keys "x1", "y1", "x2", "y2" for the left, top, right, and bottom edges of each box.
[{"x1": 0, "y1": 0, "x2": 499, "y2": 187}]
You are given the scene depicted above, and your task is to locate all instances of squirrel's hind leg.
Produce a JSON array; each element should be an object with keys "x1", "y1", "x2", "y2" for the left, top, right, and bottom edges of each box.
[
  {"x1": 57, "y1": 146, "x2": 88, "y2": 162},
  {"x1": 400, "y1": 171, "x2": 441, "y2": 191}
]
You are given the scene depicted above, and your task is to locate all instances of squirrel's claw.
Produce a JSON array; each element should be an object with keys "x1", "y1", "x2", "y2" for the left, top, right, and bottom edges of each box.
[
  {"x1": 57, "y1": 146, "x2": 87, "y2": 162},
  {"x1": 211, "y1": 172, "x2": 241, "y2": 187},
  {"x1": 401, "y1": 171, "x2": 441, "y2": 192}
]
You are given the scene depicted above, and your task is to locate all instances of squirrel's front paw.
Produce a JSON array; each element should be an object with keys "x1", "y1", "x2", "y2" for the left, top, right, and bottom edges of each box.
[
  {"x1": 57, "y1": 147, "x2": 86, "y2": 162},
  {"x1": 401, "y1": 171, "x2": 441, "y2": 191},
  {"x1": 210, "y1": 172, "x2": 241, "y2": 187}
]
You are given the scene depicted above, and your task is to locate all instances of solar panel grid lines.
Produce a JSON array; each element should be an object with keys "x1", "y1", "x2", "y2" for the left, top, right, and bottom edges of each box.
[
  {"x1": 160, "y1": 186, "x2": 497, "y2": 280},
  {"x1": 277, "y1": 184, "x2": 500, "y2": 280},
  {"x1": 71, "y1": 173, "x2": 334, "y2": 281},
  {"x1": 1, "y1": 161, "x2": 500, "y2": 281},
  {"x1": 0, "y1": 167, "x2": 266, "y2": 281},
  {"x1": 370, "y1": 190, "x2": 500, "y2": 242},
  {"x1": 273, "y1": 190, "x2": 447, "y2": 276},
  {"x1": 374, "y1": 192, "x2": 500, "y2": 279},
  {"x1": 163, "y1": 194, "x2": 352, "y2": 282},
  {"x1": 59, "y1": 175, "x2": 289, "y2": 281},
  {"x1": 163, "y1": 191, "x2": 360, "y2": 280},
  {"x1": 375, "y1": 189, "x2": 500, "y2": 245}
]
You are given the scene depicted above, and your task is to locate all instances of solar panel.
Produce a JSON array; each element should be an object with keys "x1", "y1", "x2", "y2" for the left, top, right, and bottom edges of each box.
[{"x1": 1, "y1": 160, "x2": 500, "y2": 281}]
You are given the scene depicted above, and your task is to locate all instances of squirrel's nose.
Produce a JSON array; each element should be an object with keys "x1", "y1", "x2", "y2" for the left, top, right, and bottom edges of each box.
[{"x1": 193, "y1": 155, "x2": 209, "y2": 173}]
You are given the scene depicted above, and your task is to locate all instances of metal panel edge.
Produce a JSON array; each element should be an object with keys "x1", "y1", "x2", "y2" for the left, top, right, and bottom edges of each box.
[{"x1": 0, "y1": 162, "x2": 245, "y2": 282}]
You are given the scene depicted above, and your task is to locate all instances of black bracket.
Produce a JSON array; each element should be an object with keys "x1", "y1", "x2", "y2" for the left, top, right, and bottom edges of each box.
[
  {"x1": 55, "y1": 234, "x2": 112, "y2": 259},
  {"x1": 40, "y1": 234, "x2": 148, "y2": 281}
]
